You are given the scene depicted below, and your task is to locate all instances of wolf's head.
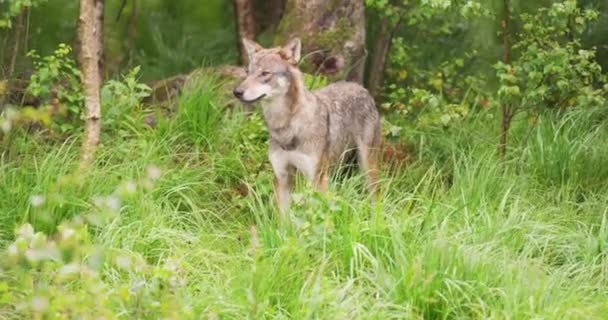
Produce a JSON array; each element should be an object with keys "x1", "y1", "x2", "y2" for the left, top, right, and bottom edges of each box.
[{"x1": 233, "y1": 38, "x2": 302, "y2": 103}]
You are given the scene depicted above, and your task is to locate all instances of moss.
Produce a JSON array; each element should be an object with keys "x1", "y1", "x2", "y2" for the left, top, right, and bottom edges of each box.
[
  {"x1": 273, "y1": 0, "x2": 359, "y2": 78},
  {"x1": 323, "y1": 0, "x2": 344, "y2": 14},
  {"x1": 273, "y1": 0, "x2": 302, "y2": 46},
  {"x1": 274, "y1": 0, "x2": 354, "y2": 49},
  {"x1": 314, "y1": 17, "x2": 353, "y2": 49}
]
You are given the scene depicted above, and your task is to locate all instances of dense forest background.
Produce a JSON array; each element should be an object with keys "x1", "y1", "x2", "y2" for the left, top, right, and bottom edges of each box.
[
  {"x1": 1, "y1": 0, "x2": 608, "y2": 319},
  {"x1": 2, "y1": 0, "x2": 607, "y2": 79},
  {"x1": 1, "y1": 0, "x2": 237, "y2": 79}
]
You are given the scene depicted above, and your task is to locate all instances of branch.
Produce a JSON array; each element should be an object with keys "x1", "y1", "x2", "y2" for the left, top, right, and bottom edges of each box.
[{"x1": 116, "y1": 0, "x2": 127, "y2": 22}]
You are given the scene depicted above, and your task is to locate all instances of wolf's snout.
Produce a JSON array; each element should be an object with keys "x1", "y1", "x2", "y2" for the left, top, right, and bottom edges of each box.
[{"x1": 233, "y1": 87, "x2": 244, "y2": 99}]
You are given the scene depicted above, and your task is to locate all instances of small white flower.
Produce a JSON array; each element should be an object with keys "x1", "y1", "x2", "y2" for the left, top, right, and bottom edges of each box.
[
  {"x1": 31, "y1": 296, "x2": 49, "y2": 312},
  {"x1": 25, "y1": 249, "x2": 41, "y2": 262},
  {"x1": 129, "y1": 280, "x2": 145, "y2": 294},
  {"x1": 17, "y1": 224, "x2": 34, "y2": 238},
  {"x1": 115, "y1": 255, "x2": 132, "y2": 269},
  {"x1": 85, "y1": 213, "x2": 103, "y2": 227},
  {"x1": 440, "y1": 114, "x2": 452, "y2": 125},
  {"x1": 1, "y1": 119, "x2": 11, "y2": 133},
  {"x1": 30, "y1": 195, "x2": 45, "y2": 207},
  {"x1": 146, "y1": 165, "x2": 162, "y2": 181},
  {"x1": 124, "y1": 181, "x2": 137, "y2": 194},
  {"x1": 58, "y1": 263, "x2": 80, "y2": 276},
  {"x1": 8, "y1": 243, "x2": 18, "y2": 256},
  {"x1": 25, "y1": 247, "x2": 60, "y2": 262},
  {"x1": 105, "y1": 196, "x2": 121, "y2": 212},
  {"x1": 61, "y1": 227, "x2": 75, "y2": 240}
]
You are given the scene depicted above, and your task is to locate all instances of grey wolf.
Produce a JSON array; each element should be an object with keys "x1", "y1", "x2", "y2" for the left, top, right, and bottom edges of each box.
[{"x1": 233, "y1": 38, "x2": 381, "y2": 212}]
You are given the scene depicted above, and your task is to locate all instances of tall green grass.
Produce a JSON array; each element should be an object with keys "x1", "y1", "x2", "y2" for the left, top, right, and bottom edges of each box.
[{"x1": 1, "y1": 78, "x2": 607, "y2": 318}]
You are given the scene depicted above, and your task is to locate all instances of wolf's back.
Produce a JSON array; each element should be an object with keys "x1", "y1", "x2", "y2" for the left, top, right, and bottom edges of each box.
[{"x1": 313, "y1": 81, "x2": 379, "y2": 126}]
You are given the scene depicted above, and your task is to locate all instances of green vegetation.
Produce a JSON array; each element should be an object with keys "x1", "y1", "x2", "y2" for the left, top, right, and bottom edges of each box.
[
  {"x1": 2, "y1": 74, "x2": 608, "y2": 318},
  {"x1": 1, "y1": 0, "x2": 608, "y2": 318}
]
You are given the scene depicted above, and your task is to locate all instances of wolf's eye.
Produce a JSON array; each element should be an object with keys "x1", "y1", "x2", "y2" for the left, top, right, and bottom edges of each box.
[{"x1": 260, "y1": 71, "x2": 271, "y2": 77}]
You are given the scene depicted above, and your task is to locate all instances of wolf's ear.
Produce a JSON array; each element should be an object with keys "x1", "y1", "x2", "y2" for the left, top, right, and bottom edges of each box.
[
  {"x1": 281, "y1": 38, "x2": 302, "y2": 65},
  {"x1": 242, "y1": 38, "x2": 263, "y2": 61}
]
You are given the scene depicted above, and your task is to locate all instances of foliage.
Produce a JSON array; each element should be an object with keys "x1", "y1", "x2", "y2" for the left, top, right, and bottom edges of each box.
[
  {"x1": 0, "y1": 106, "x2": 51, "y2": 135},
  {"x1": 495, "y1": 1, "x2": 607, "y2": 116},
  {"x1": 1, "y1": 59, "x2": 153, "y2": 141},
  {"x1": 369, "y1": 0, "x2": 607, "y2": 142},
  {"x1": 367, "y1": 0, "x2": 489, "y2": 129},
  {"x1": 1, "y1": 0, "x2": 235, "y2": 80},
  {"x1": 26, "y1": 44, "x2": 84, "y2": 133},
  {"x1": 1, "y1": 1, "x2": 608, "y2": 318},
  {"x1": 0, "y1": 45, "x2": 83, "y2": 138},
  {"x1": 2, "y1": 83, "x2": 608, "y2": 317},
  {"x1": 0, "y1": 0, "x2": 47, "y2": 28},
  {"x1": 304, "y1": 73, "x2": 330, "y2": 90},
  {"x1": 0, "y1": 169, "x2": 194, "y2": 319},
  {"x1": 101, "y1": 66, "x2": 151, "y2": 136},
  {"x1": 170, "y1": 75, "x2": 225, "y2": 149}
]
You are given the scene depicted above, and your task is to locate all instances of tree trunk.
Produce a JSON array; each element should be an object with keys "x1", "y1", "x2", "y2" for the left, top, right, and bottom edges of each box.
[
  {"x1": 233, "y1": 0, "x2": 256, "y2": 65},
  {"x1": 78, "y1": 0, "x2": 104, "y2": 170},
  {"x1": 252, "y1": 0, "x2": 285, "y2": 35},
  {"x1": 498, "y1": 0, "x2": 512, "y2": 161},
  {"x1": 368, "y1": 18, "x2": 400, "y2": 101},
  {"x1": 8, "y1": 7, "x2": 27, "y2": 78},
  {"x1": 274, "y1": 0, "x2": 367, "y2": 83},
  {"x1": 94, "y1": 0, "x2": 105, "y2": 78}
]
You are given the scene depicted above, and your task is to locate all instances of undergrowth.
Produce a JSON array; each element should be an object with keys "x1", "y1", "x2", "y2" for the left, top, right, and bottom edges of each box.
[{"x1": 1, "y1": 75, "x2": 607, "y2": 319}]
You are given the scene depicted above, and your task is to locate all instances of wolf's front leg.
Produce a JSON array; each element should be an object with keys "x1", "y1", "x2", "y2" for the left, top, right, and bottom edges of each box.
[
  {"x1": 289, "y1": 151, "x2": 328, "y2": 193},
  {"x1": 269, "y1": 149, "x2": 293, "y2": 213},
  {"x1": 273, "y1": 168, "x2": 293, "y2": 213}
]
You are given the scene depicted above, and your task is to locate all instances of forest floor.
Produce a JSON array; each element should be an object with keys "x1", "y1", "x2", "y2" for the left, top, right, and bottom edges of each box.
[{"x1": 1, "y1": 77, "x2": 608, "y2": 319}]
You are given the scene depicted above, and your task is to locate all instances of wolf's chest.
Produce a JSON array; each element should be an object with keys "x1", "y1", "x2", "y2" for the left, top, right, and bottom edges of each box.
[
  {"x1": 269, "y1": 121, "x2": 317, "y2": 151},
  {"x1": 269, "y1": 127, "x2": 300, "y2": 151}
]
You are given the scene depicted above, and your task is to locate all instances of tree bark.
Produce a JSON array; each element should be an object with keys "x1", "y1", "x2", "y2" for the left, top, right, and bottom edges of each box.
[
  {"x1": 233, "y1": 0, "x2": 257, "y2": 65},
  {"x1": 498, "y1": 0, "x2": 512, "y2": 161},
  {"x1": 8, "y1": 7, "x2": 27, "y2": 78},
  {"x1": 274, "y1": 0, "x2": 367, "y2": 83},
  {"x1": 78, "y1": 0, "x2": 104, "y2": 170},
  {"x1": 252, "y1": 0, "x2": 285, "y2": 35},
  {"x1": 94, "y1": 0, "x2": 105, "y2": 79},
  {"x1": 368, "y1": 18, "x2": 400, "y2": 101}
]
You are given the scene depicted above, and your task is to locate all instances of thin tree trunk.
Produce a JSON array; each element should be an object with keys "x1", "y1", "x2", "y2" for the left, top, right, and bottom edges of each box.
[
  {"x1": 126, "y1": 0, "x2": 137, "y2": 67},
  {"x1": 368, "y1": 19, "x2": 400, "y2": 101},
  {"x1": 23, "y1": 7, "x2": 30, "y2": 54},
  {"x1": 233, "y1": 0, "x2": 256, "y2": 65},
  {"x1": 78, "y1": 0, "x2": 104, "y2": 170},
  {"x1": 498, "y1": 0, "x2": 512, "y2": 161},
  {"x1": 8, "y1": 7, "x2": 26, "y2": 78}
]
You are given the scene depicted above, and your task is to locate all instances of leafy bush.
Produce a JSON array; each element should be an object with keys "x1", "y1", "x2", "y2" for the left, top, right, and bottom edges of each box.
[
  {"x1": 26, "y1": 44, "x2": 84, "y2": 133},
  {"x1": 101, "y1": 66, "x2": 152, "y2": 137},
  {"x1": 495, "y1": 1, "x2": 607, "y2": 115},
  {"x1": 0, "y1": 0, "x2": 47, "y2": 28},
  {"x1": 367, "y1": 0, "x2": 488, "y2": 128},
  {"x1": 369, "y1": 0, "x2": 607, "y2": 146}
]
